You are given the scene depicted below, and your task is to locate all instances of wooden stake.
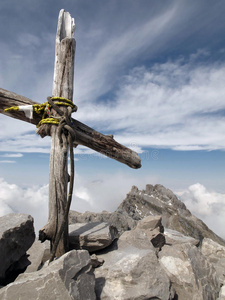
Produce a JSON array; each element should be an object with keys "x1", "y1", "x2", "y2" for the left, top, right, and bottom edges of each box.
[{"x1": 39, "y1": 9, "x2": 76, "y2": 257}]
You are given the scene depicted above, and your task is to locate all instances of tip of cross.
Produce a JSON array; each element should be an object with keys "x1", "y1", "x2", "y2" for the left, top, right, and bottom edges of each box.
[{"x1": 57, "y1": 9, "x2": 75, "y2": 41}]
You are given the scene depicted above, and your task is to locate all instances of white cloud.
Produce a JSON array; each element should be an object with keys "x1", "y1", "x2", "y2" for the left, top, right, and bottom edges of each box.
[
  {"x1": 77, "y1": 58, "x2": 225, "y2": 151},
  {"x1": 0, "y1": 153, "x2": 23, "y2": 158},
  {"x1": 75, "y1": 4, "x2": 177, "y2": 104},
  {"x1": 0, "y1": 178, "x2": 48, "y2": 234},
  {"x1": 0, "y1": 160, "x2": 16, "y2": 164},
  {"x1": 177, "y1": 183, "x2": 225, "y2": 239},
  {"x1": 0, "y1": 172, "x2": 157, "y2": 233},
  {"x1": 71, "y1": 172, "x2": 158, "y2": 213},
  {"x1": 1, "y1": 56, "x2": 225, "y2": 154},
  {"x1": 0, "y1": 114, "x2": 51, "y2": 153}
]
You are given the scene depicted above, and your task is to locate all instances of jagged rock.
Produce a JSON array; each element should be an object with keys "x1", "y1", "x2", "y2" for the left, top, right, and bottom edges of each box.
[
  {"x1": 136, "y1": 214, "x2": 164, "y2": 232},
  {"x1": 3, "y1": 254, "x2": 31, "y2": 285},
  {"x1": 118, "y1": 216, "x2": 165, "y2": 250},
  {"x1": 164, "y1": 228, "x2": 199, "y2": 246},
  {"x1": 90, "y1": 254, "x2": 104, "y2": 268},
  {"x1": 69, "y1": 209, "x2": 136, "y2": 235},
  {"x1": 200, "y1": 238, "x2": 225, "y2": 285},
  {"x1": 25, "y1": 239, "x2": 51, "y2": 273},
  {"x1": 121, "y1": 184, "x2": 225, "y2": 245},
  {"x1": 70, "y1": 184, "x2": 225, "y2": 246},
  {"x1": 0, "y1": 213, "x2": 35, "y2": 284},
  {"x1": 135, "y1": 215, "x2": 166, "y2": 249},
  {"x1": 119, "y1": 226, "x2": 155, "y2": 250},
  {"x1": 94, "y1": 219, "x2": 175, "y2": 300},
  {"x1": 147, "y1": 228, "x2": 166, "y2": 249},
  {"x1": 159, "y1": 243, "x2": 220, "y2": 300},
  {"x1": 219, "y1": 284, "x2": 225, "y2": 300},
  {"x1": 69, "y1": 210, "x2": 112, "y2": 224},
  {"x1": 69, "y1": 222, "x2": 118, "y2": 252},
  {"x1": 0, "y1": 250, "x2": 96, "y2": 300}
]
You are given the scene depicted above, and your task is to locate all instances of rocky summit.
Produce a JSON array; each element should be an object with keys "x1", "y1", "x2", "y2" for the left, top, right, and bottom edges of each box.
[
  {"x1": 0, "y1": 184, "x2": 225, "y2": 299},
  {"x1": 70, "y1": 184, "x2": 225, "y2": 246}
]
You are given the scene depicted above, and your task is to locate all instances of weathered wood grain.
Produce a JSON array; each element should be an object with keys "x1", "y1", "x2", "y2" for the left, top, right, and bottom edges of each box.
[
  {"x1": 0, "y1": 87, "x2": 141, "y2": 169},
  {"x1": 39, "y1": 9, "x2": 76, "y2": 257},
  {"x1": 0, "y1": 88, "x2": 41, "y2": 125}
]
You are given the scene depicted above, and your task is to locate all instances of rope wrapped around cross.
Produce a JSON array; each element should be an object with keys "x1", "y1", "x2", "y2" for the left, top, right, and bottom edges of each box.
[
  {"x1": 45, "y1": 97, "x2": 76, "y2": 262},
  {"x1": 5, "y1": 97, "x2": 77, "y2": 262}
]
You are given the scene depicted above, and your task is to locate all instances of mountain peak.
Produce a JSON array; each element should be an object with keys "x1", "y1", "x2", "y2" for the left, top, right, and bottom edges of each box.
[{"x1": 70, "y1": 183, "x2": 225, "y2": 246}]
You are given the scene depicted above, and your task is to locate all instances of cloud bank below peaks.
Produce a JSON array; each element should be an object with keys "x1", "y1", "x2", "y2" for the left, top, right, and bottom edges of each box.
[
  {"x1": 0, "y1": 176, "x2": 224, "y2": 240},
  {"x1": 178, "y1": 183, "x2": 225, "y2": 239}
]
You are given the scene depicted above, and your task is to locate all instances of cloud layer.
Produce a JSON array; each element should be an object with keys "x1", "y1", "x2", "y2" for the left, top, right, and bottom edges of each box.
[
  {"x1": 178, "y1": 183, "x2": 225, "y2": 239},
  {"x1": 0, "y1": 172, "x2": 156, "y2": 233},
  {"x1": 76, "y1": 55, "x2": 225, "y2": 151},
  {"x1": 0, "y1": 176, "x2": 224, "y2": 239},
  {"x1": 0, "y1": 178, "x2": 48, "y2": 232}
]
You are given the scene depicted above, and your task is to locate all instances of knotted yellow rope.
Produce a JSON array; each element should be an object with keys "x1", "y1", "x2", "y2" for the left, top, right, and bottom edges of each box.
[
  {"x1": 4, "y1": 97, "x2": 77, "y2": 128},
  {"x1": 4, "y1": 106, "x2": 20, "y2": 112}
]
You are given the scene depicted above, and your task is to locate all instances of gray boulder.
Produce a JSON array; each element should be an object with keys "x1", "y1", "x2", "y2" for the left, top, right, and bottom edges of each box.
[
  {"x1": 0, "y1": 213, "x2": 35, "y2": 283},
  {"x1": 69, "y1": 222, "x2": 118, "y2": 252},
  {"x1": 218, "y1": 285, "x2": 225, "y2": 300},
  {"x1": 136, "y1": 214, "x2": 164, "y2": 232},
  {"x1": 90, "y1": 254, "x2": 104, "y2": 268},
  {"x1": 200, "y1": 238, "x2": 225, "y2": 286},
  {"x1": 164, "y1": 228, "x2": 200, "y2": 246},
  {"x1": 94, "y1": 218, "x2": 175, "y2": 300},
  {"x1": 69, "y1": 209, "x2": 136, "y2": 236},
  {"x1": 0, "y1": 250, "x2": 96, "y2": 300},
  {"x1": 159, "y1": 243, "x2": 220, "y2": 300},
  {"x1": 136, "y1": 215, "x2": 165, "y2": 249},
  {"x1": 25, "y1": 239, "x2": 51, "y2": 273}
]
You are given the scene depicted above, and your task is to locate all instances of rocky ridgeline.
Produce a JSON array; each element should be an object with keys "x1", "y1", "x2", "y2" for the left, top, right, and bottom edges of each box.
[
  {"x1": 70, "y1": 184, "x2": 225, "y2": 246},
  {"x1": 0, "y1": 184, "x2": 225, "y2": 299}
]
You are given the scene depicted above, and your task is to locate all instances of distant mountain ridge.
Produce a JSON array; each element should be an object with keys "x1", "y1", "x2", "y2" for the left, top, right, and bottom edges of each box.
[{"x1": 70, "y1": 183, "x2": 225, "y2": 246}]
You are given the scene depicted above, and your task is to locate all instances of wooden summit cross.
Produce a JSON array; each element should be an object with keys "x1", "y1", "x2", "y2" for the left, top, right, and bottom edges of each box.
[{"x1": 0, "y1": 10, "x2": 141, "y2": 260}]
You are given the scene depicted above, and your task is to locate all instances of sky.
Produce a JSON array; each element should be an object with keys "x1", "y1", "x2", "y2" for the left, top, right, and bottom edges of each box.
[{"x1": 0, "y1": 0, "x2": 225, "y2": 238}]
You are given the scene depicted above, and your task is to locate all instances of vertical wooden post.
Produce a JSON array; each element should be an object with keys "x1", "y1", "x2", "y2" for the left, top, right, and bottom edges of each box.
[{"x1": 39, "y1": 9, "x2": 76, "y2": 257}]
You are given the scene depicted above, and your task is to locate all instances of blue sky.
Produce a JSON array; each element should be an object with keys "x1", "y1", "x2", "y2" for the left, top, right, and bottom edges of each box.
[{"x1": 0, "y1": 0, "x2": 225, "y2": 237}]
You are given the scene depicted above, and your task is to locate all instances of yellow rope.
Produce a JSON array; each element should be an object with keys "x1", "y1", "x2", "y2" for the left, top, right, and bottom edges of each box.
[
  {"x1": 36, "y1": 118, "x2": 60, "y2": 127},
  {"x1": 51, "y1": 97, "x2": 75, "y2": 107},
  {"x1": 33, "y1": 102, "x2": 48, "y2": 114},
  {"x1": 4, "y1": 106, "x2": 19, "y2": 112},
  {"x1": 4, "y1": 97, "x2": 76, "y2": 128}
]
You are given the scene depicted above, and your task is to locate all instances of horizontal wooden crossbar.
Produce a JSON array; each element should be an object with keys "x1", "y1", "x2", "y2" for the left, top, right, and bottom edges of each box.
[{"x1": 0, "y1": 88, "x2": 141, "y2": 169}]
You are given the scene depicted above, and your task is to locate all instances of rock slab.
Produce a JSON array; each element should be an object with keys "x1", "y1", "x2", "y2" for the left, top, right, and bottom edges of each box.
[
  {"x1": 200, "y1": 238, "x2": 225, "y2": 285},
  {"x1": 0, "y1": 213, "x2": 35, "y2": 283},
  {"x1": 25, "y1": 239, "x2": 51, "y2": 273},
  {"x1": 69, "y1": 222, "x2": 118, "y2": 252},
  {"x1": 94, "y1": 217, "x2": 174, "y2": 300},
  {"x1": 200, "y1": 238, "x2": 225, "y2": 299},
  {"x1": 0, "y1": 250, "x2": 96, "y2": 300},
  {"x1": 159, "y1": 243, "x2": 220, "y2": 300},
  {"x1": 164, "y1": 228, "x2": 200, "y2": 246}
]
